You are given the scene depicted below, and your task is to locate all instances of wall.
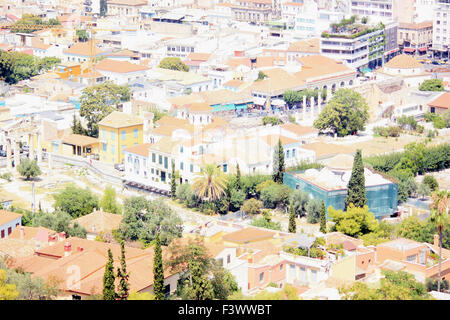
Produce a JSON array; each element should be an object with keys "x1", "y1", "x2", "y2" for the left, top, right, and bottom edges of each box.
[
  {"x1": 330, "y1": 255, "x2": 356, "y2": 282},
  {"x1": 0, "y1": 217, "x2": 22, "y2": 239},
  {"x1": 98, "y1": 124, "x2": 143, "y2": 164}
]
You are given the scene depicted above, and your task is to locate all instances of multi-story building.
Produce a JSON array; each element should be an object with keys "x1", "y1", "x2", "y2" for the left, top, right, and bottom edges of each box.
[
  {"x1": 321, "y1": 22, "x2": 386, "y2": 71},
  {"x1": 98, "y1": 111, "x2": 144, "y2": 164},
  {"x1": 398, "y1": 21, "x2": 433, "y2": 55},
  {"x1": 432, "y1": 0, "x2": 450, "y2": 59},
  {"x1": 107, "y1": 0, "x2": 147, "y2": 22},
  {"x1": 231, "y1": 0, "x2": 276, "y2": 24},
  {"x1": 393, "y1": 0, "x2": 436, "y2": 24},
  {"x1": 350, "y1": 0, "x2": 394, "y2": 23}
]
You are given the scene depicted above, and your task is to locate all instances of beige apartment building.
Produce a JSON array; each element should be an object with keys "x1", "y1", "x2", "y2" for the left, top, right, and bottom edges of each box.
[{"x1": 398, "y1": 21, "x2": 433, "y2": 55}]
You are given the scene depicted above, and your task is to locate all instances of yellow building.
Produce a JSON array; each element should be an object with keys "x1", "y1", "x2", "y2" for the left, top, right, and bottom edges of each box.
[{"x1": 98, "y1": 111, "x2": 144, "y2": 164}]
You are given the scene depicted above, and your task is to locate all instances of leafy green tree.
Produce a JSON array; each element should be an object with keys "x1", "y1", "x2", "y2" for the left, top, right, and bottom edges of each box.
[
  {"x1": 53, "y1": 184, "x2": 99, "y2": 218},
  {"x1": 176, "y1": 183, "x2": 198, "y2": 208},
  {"x1": 272, "y1": 139, "x2": 285, "y2": 183},
  {"x1": 210, "y1": 262, "x2": 239, "y2": 300},
  {"x1": 423, "y1": 175, "x2": 439, "y2": 192},
  {"x1": 17, "y1": 159, "x2": 41, "y2": 180},
  {"x1": 320, "y1": 201, "x2": 327, "y2": 233},
  {"x1": 103, "y1": 249, "x2": 116, "y2": 300},
  {"x1": 345, "y1": 150, "x2": 367, "y2": 209},
  {"x1": 429, "y1": 190, "x2": 449, "y2": 292},
  {"x1": 76, "y1": 29, "x2": 88, "y2": 42},
  {"x1": 167, "y1": 238, "x2": 214, "y2": 300},
  {"x1": 340, "y1": 270, "x2": 430, "y2": 300},
  {"x1": 260, "y1": 183, "x2": 291, "y2": 209},
  {"x1": 419, "y1": 79, "x2": 444, "y2": 91},
  {"x1": 288, "y1": 203, "x2": 296, "y2": 233},
  {"x1": 241, "y1": 198, "x2": 263, "y2": 215},
  {"x1": 79, "y1": 81, "x2": 130, "y2": 137},
  {"x1": 306, "y1": 198, "x2": 322, "y2": 224},
  {"x1": 170, "y1": 161, "x2": 177, "y2": 200},
  {"x1": 153, "y1": 232, "x2": 165, "y2": 300},
  {"x1": 404, "y1": 178, "x2": 418, "y2": 197},
  {"x1": 257, "y1": 71, "x2": 267, "y2": 81},
  {"x1": 192, "y1": 164, "x2": 227, "y2": 203},
  {"x1": 418, "y1": 182, "x2": 431, "y2": 199},
  {"x1": 116, "y1": 241, "x2": 129, "y2": 300},
  {"x1": 314, "y1": 89, "x2": 369, "y2": 137},
  {"x1": 290, "y1": 190, "x2": 309, "y2": 217},
  {"x1": 100, "y1": 185, "x2": 121, "y2": 214},
  {"x1": 241, "y1": 174, "x2": 272, "y2": 198},
  {"x1": 262, "y1": 116, "x2": 282, "y2": 126},
  {"x1": 425, "y1": 278, "x2": 449, "y2": 292},
  {"x1": 251, "y1": 211, "x2": 282, "y2": 231},
  {"x1": 0, "y1": 269, "x2": 19, "y2": 300},
  {"x1": 282, "y1": 90, "x2": 302, "y2": 107},
  {"x1": 119, "y1": 197, "x2": 183, "y2": 246},
  {"x1": 328, "y1": 204, "x2": 379, "y2": 237},
  {"x1": 10, "y1": 14, "x2": 60, "y2": 33},
  {"x1": 158, "y1": 57, "x2": 189, "y2": 72},
  {"x1": 32, "y1": 210, "x2": 87, "y2": 238},
  {"x1": 229, "y1": 188, "x2": 245, "y2": 212},
  {"x1": 235, "y1": 164, "x2": 242, "y2": 190},
  {"x1": 71, "y1": 114, "x2": 88, "y2": 135}
]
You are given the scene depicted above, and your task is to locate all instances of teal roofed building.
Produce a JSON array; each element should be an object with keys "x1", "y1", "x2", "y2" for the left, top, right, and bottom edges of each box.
[{"x1": 283, "y1": 154, "x2": 398, "y2": 219}]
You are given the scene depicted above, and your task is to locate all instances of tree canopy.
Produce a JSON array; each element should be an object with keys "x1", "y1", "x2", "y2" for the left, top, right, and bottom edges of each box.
[
  {"x1": 118, "y1": 197, "x2": 183, "y2": 246},
  {"x1": 328, "y1": 204, "x2": 379, "y2": 237},
  {"x1": 345, "y1": 149, "x2": 367, "y2": 209},
  {"x1": 158, "y1": 57, "x2": 189, "y2": 72},
  {"x1": 314, "y1": 89, "x2": 369, "y2": 137},
  {"x1": 419, "y1": 79, "x2": 444, "y2": 92},
  {"x1": 17, "y1": 159, "x2": 41, "y2": 180},
  {"x1": 53, "y1": 184, "x2": 99, "y2": 218},
  {"x1": 10, "y1": 14, "x2": 61, "y2": 34},
  {"x1": 79, "y1": 81, "x2": 131, "y2": 137},
  {"x1": 0, "y1": 50, "x2": 60, "y2": 84}
]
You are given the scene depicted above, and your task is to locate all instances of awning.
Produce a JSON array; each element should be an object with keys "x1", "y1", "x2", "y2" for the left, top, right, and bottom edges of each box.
[
  {"x1": 361, "y1": 67, "x2": 372, "y2": 73},
  {"x1": 253, "y1": 97, "x2": 266, "y2": 105},
  {"x1": 418, "y1": 47, "x2": 428, "y2": 52},
  {"x1": 403, "y1": 47, "x2": 416, "y2": 53},
  {"x1": 271, "y1": 99, "x2": 286, "y2": 107}
]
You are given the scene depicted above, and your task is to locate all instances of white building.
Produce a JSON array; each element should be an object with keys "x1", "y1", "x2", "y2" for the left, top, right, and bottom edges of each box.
[
  {"x1": 0, "y1": 210, "x2": 22, "y2": 239},
  {"x1": 432, "y1": 0, "x2": 450, "y2": 59}
]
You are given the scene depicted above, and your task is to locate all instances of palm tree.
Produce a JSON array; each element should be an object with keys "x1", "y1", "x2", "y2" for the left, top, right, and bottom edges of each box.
[
  {"x1": 192, "y1": 164, "x2": 227, "y2": 203},
  {"x1": 429, "y1": 190, "x2": 449, "y2": 292}
]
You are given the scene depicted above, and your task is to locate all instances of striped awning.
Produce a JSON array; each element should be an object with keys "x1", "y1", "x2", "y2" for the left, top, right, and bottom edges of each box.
[
  {"x1": 418, "y1": 47, "x2": 428, "y2": 52},
  {"x1": 403, "y1": 47, "x2": 416, "y2": 53}
]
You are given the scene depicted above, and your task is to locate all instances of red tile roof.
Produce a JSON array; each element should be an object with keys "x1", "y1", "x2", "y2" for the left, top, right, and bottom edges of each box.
[{"x1": 428, "y1": 92, "x2": 450, "y2": 110}]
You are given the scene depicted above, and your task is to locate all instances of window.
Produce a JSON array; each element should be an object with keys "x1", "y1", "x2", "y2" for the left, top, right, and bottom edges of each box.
[
  {"x1": 164, "y1": 157, "x2": 168, "y2": 169},
  {"x1": 152, "y1": 153, "x2": 156, "y2": 162},
  {"x1": 406, "y1": 254, "x2": 417, "y2": 263},
  {"x1": 110, "y1": 131, "x2": 115, "y2": 140},
  {"x1": 311, "y1": 269, "x2": 317, "y2": 283},
  {"x1": 300, "y1": 267, "x2": 306, "y2": 282},
  {"x1": 190, "y1": 164, "x2": 194, "y2": 172},
  {"x1": 180, "y1": 146, "x2": 183, "y2": 153},
  {"x1": 223, "y1": 164, "x2": 228, "y2": 173},
  {"x1": 134, "y1": 129, "x2": 138, "y2": 138},
  {"x1": 122, "y1": 131, "x2": 126, "y2": 140},
  {"x1": 280, "y1": 264, "x2": 283, "y2": 271},
  {"x1": 103, "y1": 143, "x2": 107, "y2": 152},
  {"x1": 227, "y1": 255, "x2": 231, "y2": 264},
  {"x1": 7, "y1": 227, "x2": 11, "y2": 235},
  {"x1": 180, "y1": 162, "x2": 184, "y2": 170},
  {"x1": 102, "y1": 129, "x2": 106, "y2": 138},
  {"x1": 292, "y1": 149, "x2": 296, "y2": 158},
  {"x1": 286, "y1": 150, "x2": 290, "y2": 158},
  {"x1": 1, "y1": 229, "x2": 4, "y2": 238},
  {"x1": 159, "y1": 155, "x2": 163, "y2": 165},
  {"x1": 111, "y1": 145, "x2": 115, "y2": 155},
  {"x1": 259, "y1": 272, "x2": 264, "y2": 283}
]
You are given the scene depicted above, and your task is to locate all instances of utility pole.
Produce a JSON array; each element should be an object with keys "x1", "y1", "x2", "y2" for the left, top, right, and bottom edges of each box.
[{"x1": 32, "y1": 181, "x2": 35, "y2": 213}]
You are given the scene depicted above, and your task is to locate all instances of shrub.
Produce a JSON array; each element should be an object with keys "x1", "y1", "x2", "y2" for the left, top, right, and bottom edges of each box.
[
  {"x1": 305, "y1": 198, "x2": 322, "y2": 224},
  {"x1": 422, "y1": 175, "x2": 439, "y2": 191},
  {"x1": 260, "y1": 184, "x2": 291, "y2": 209},
  {"x1": 229, "y1": 189, "x2": 245, "y2": 212},
  {"x1": 241, "y1": 198, "x2": 263, "y2": 215},
  {"x1": 0, "y1": 172, "x2": 12, "y2": 182},
  {"x1": 262, "y1": 116, "x2": 282, "y2": 126}
]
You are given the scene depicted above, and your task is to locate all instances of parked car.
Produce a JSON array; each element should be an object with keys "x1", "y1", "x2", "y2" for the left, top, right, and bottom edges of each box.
[
  {"x1": 0, "y1": 150, "x2": 6, "y2": 157},
  {"x1": 114, "y1": 163, "x2": 125, "y2": 171}
]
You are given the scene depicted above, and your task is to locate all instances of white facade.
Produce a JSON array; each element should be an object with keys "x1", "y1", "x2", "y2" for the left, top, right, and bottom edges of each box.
[
  {"x1": 281, "y1": 251, "x2": 332, "y2": 286},
  {"x1": 432, "y1": 1, "x2": 450, "y2": 56},
  {"x1": 0, "y1": 216, "x2": 22, "y2": 239},
  {"x1": 350, "y1": 0, "x2": 394, "y2": 23}
]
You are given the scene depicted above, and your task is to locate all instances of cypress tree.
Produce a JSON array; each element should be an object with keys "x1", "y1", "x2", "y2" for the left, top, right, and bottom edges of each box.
[
  {"x1": 345, "y1": 149, "x2": 367, "y2": 209},
  {"x1": 170, "y1": 161, "x2": 176, "y2": 200},
  {"x1": 288, "y1": 202, "x2": 296, "y2": 233},
  {"x1": 103, "y1": 249, "x2": 116, "y2": 300},
  {"x1": 272, "y1": 139, "x2": 285, "y2": 184},
  {"x1": 153, "y1": 232, "x2": 165, "y2": 300},
  {"x1": 116, "y1": 241, "x2": 129, "y2": 300},
  {"x1": 235, "y1": 163, "x2": 241, "y2": 190},
  {"x1": 320, "y1": 201, "x2": 327, "y2": 233}
]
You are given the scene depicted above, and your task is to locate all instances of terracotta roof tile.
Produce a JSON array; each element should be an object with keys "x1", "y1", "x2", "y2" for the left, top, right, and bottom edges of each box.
[
  {"x1": 98, "y1": 111, "x2": 143, "y2": 128},
  {"x1": 123, "y1": 143, "x2": 153, "y2": 157},
  {"x1": 0, "y1": 210, "x2": 22, "y2": 226},
  {"x1": 71, "y1": 211, "x2": 123, "y2": 234},
  {"x1": 428, "y1": 92, "x2": 450, "y2": 110},
  {"x1": 222, "y1": 227, "x2": 276, "y2": 244},
  {"x1": 63, "y1": 41, "x2": 104, "y2": 57},
  {"x1": 96, "y1": 59, "x2": 149, "y2": 74},
  {"x1": 384, "y1": 54, "x2": 422, "y2": 69}
]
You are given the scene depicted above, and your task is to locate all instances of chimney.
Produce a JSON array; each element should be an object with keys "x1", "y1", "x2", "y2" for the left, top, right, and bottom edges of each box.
[
  {"x1": 20, "y1": 226, "x2": 25, "y2": 239},
  {"x1": 64, "y1": 242, "x2": 72, "y2": 257},
  {"x1": 48, "y1": 234, "x2": 57, "y2": 246},
  {"x1": 434, "y1": 234, "x2": 439, "y2": 247},
  {"x1": 59, "y1": 231, "x2": 66, "y2": 241},
  {"x1": 247, "y1": 254, "x2": 253, "y2": 264}
]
